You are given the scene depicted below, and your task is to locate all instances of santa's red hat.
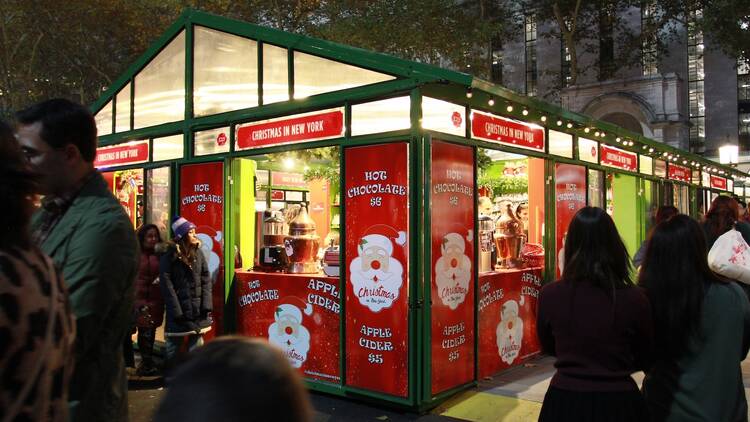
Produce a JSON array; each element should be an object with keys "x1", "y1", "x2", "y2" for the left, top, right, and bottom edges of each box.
[
  {"x1": 358, "y1": 224, "x2": 407, "y2": 256},
  {"x1": 275, "y1": 296, "x2": 313, "y2": 322}
]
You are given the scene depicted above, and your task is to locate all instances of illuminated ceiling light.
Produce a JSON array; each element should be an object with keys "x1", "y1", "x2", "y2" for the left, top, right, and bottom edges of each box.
[
  {"x1": 466, "y1": 88, "x2": 473, "y2": 99},
  {"x1": 283, "y1": 157, "x2": 295, "y2": 170},
  {"x1": 540, "y1": 115, "x2": 547, "y2": 122},
  {"x1": 506, "y1": 104, "x2": 514, "y2": 112},
  {"x1": 488, "y1": 97, "x2": 495, "y2": 106},
  {"x1": 556, "y1": 120, "x2": 563, "y2": 126},
  {"x1": 584, "y1": 127, "x2": 590, "y2": 133},
  {"x1": 566, "y1": 122, "x2": 573, "y2": 128},
  {"x1": 522, "y1": 109, "x2": 529, "y2": 116}
]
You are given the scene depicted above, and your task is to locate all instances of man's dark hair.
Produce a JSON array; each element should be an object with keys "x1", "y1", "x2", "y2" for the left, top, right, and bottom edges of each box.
[{"x1": 15, "y1": 98, "x2": 98, "y2": 162}]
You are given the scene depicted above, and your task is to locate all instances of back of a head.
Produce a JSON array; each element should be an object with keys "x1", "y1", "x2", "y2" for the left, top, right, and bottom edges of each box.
[
  {"x1": 15, "y1": 98, "x2": 97, "y2": 163},
  {"x1": 154, "y1": 336, "x2": 313, "y2": 422},
  {"x1": 0, "y1": 119, "x2": 38, "y2": 249},
  {"x1": 639, "y1": 214, "x2": 717, "y2": 358},
  {"x1": 705, "y1": 195, "x2": 739, "y2": 237},
  {"x1": 562, "y1": 206, "x2": 631, "y2": 289},
  {"x1": 654, "y1": 205, "x2": 679, "y2": 225}
]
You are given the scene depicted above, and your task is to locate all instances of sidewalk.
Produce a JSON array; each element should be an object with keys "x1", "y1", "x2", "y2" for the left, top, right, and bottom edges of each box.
[{"x1": 128, "y1": 355, "x2": 750, "y2": 421}]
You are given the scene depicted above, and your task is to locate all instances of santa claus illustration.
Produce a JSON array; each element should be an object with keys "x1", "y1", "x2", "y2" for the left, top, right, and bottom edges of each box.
[
  {"x1": 435, "y1": 231, "x2": 472, "y2": 310},
  {"x1": 349, "y1": 226, "x2": 406, "y2": 313},
  {"x1": 268, "y1": 297, "x2": 312, "y2": 368},
  {"x1": 496, "y1": 299, "x2": 524, "y2": 364},
  {"x1": 195, "y1": 225, "x2": 222, "y2": 283}
]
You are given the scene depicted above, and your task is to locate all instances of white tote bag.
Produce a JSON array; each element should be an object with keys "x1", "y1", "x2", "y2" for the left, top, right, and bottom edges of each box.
[{"x1": 707, "y1": 228, "x2": 750, "y2": 285}]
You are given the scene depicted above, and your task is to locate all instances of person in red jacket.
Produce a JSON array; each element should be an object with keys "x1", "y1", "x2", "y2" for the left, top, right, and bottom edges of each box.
[{"x1": 134, "y1": 224, "x2": 165, "y2": 376}]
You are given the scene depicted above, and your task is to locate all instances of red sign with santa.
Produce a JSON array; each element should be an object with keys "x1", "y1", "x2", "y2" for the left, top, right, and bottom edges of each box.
[
  {"x1": 179, "y1": 162, "x2": 225, "y2": 340},
  {"x1": 344, "y1": 142, "x2": 409, "y2": 397},
  {"x1": 478, "y1": 269, "x2": 542, "y2": 378},
  {"x1": 710, "y1": 175, "x2": 728, "y2": 190},
  {"x1": 430, "y1": 140, "x2": 475, "y2": 395},
  {"x1": 668, "y1": 163, "x2": 691, "y2": 183},
  {"x1": 555, "y1": 164, "x2": 586, "y2": 278},
  {"x1": 235, "y1": 272, "x2": 341, "y2": 383},
  {"x1": 471, "y1": 111, "x2": 545, "y2": 152}
]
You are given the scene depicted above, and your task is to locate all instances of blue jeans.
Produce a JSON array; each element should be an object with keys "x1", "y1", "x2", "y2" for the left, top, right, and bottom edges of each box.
[{"x1": 165, "y1": 334, "x2": 203, "y2": 362}]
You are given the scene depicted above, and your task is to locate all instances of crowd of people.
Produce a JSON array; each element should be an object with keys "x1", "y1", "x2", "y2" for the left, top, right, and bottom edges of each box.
[
  {"x1": 0, "y1": 99, "x2": 312, "y2": 422},
  {"x1": 538, "y1": 201, "x2": 750, "y2": 422},
  {"x1": 2, "y1": 97, "x2": 750, "y2": 422}
]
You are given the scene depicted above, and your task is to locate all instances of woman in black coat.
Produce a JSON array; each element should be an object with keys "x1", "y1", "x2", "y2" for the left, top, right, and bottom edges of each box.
[{"x1": 159, "y1": 216, "x2": 212, "y2": 367}]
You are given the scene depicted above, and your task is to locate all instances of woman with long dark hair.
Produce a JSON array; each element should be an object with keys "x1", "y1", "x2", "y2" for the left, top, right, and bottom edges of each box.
[
  {"x1": 537, "y1": 206, "x2": 653, "y2": 422},
  {"x1": 702, "y1": 195, "x2": 750, "y2": 248},
  {"x1": 632, "y1": 205, "x2": 679, "y2": 268},
  {"x1": 640, "y1": 214, "x2": 750, "y2": 421},
  {"x1": 133, "y1": 223, "x2": 165, "y2": 375}
]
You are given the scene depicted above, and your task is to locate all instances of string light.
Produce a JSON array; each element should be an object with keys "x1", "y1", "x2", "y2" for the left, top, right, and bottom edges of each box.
[
  {"x1": 506, "y1": 104, "x2": 514, "y2": 112},
  {"x1": 466, "y1": 88, "x2": 473, "y2": 98},
  {"x1": 522, "y1": 109, "x2": 529, "y2": 116},
  {"x1": 556, "y1": 120, "x2": 563, "y2": 126},
  {"x1": 540, "y1": 116, "x2": 547, "y2": 122},
  {"x1": 488, "y1": 97, "x2": 495, "y2": 106},
  {"x1": 566, "y1": 122, "x2": 573, "y2": 128}
]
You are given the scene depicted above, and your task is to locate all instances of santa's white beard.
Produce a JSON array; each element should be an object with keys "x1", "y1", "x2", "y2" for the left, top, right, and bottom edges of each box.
[
  {"x1": 435, "y1": 255, "x2": 471, "y2": 310},
  {"x1": 496, "y1": 316, "x2": 523, "y2": 364},
  {"x1": 349, "y1": 257, "x2": 403, "y2": 312},
  {"x1": 268, "y1": 323, "x2": 311, "y2": 368}
]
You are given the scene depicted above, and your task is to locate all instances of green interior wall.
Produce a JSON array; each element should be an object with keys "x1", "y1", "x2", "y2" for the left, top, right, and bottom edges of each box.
[
  {"x1": 232, "y1": 158, "x2": 256, "y2": 275},
  {"x1": 612, "y1": 173, "x2": 638, "y2": 256}
]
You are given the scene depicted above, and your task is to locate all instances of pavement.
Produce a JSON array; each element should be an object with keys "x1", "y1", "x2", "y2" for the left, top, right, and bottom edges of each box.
[{"x1": 127, "y1": 355, "x2": 750, "y2": 421}]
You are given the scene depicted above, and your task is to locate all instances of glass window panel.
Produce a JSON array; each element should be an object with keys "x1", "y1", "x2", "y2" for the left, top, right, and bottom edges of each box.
[
  {"x1": 194, "y1": 126, "x2": 230, "y2": 156},
  {"x1": 263, "y1": 43, "x2": 289, "y2": 105},
  {"x1": 728, "y1": 179, "x2": 734, "y2": 192},
  {"x1": 654, "y1": 159, "x2": 667, "y2": 178},
  {"x1": 194, "y1": 27, "x2": 258, "y2": 117},
  {"x1": 134, "y1": 31, "x2": 186, "y2": 129},
  {"x1": 639, "y1": 155, "x2": 653, "y2": 175},
  {"x1": 422, "y1": 97, "x2": 465, "y2": 137},
  {"x1": 578, "y1": 137, "x2": 598, "y2": 163},
  {"x1": 548, "y1": 130, "x2": 572, "y2": 158},
  {"x1": 95, "y1": 100, "x2": 113, "y2": 136},
  {"x1": 736, "y1": 187, "x2": 745, "y2": 196},
  {"x1": 692, "y1": 170, "x2": 701, "y2": 185},
  {"x1": 146, "y1": 166, "x2": 171, "y2": 241},
  {"x1": 351, "y1": 96, "x2": 411, "y2": 136},
  {"x1": 152, "y1": 134, "x2": 184, "y2": 161},
  {"x1": 115, "y1": 84, "x2": 131, "y2": 133},
  {"x1": 293, "y1": 51, "x2": 394, "y2": 99},
  {"x1": 588, "y1": 169, "x2": 604, "y2": 208}
]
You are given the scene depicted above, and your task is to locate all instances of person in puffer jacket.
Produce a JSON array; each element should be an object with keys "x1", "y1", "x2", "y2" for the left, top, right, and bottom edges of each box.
[{"x1": 157, "y1": 216, "x2": 212, "y2": 371}]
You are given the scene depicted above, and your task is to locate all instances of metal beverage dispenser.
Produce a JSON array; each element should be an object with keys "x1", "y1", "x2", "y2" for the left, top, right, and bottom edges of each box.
[
  {"x1": 258, "y1": 211, "x2": 286, "y2": 271},
  {"x1": 479, "y1": 215, "x2": 495, "y2": 272}
]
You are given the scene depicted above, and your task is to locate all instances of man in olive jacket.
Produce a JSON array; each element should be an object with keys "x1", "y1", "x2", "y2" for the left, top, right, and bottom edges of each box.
[{"x1": 16, "y1": 99, "x2": 137, "y2": 422}]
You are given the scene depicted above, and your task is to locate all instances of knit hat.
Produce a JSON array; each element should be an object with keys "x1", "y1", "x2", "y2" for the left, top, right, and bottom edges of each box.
[{"x1": 171, "y1": 216, "x2": 196, "y2": 240}]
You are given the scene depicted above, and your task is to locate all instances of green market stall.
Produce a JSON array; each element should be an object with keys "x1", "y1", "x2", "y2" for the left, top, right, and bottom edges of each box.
[{"x1": 90, "y1": 9, "x2": 747, "y2": 410}]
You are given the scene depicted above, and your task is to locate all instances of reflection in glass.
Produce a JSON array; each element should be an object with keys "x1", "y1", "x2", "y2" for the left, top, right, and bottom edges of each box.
[
  {"x1": 146, "y1": 166, "x2": 171, "y2": 241},
  {"x1": 293, "y1": 51, "x2": 394, "y2": 99},
  {"x1": 115, "y1": 83, "x2": 131, "y2": 133},
  {"x1": 263, "y1": 43, "x2": 289, "y2": 105},
  {"x1": 351, "y1": 96, "x2": 410, "y2": 136},
  {"x1": 95, "y1": 100, "x2": 113, "y2": 137},
  {"x1": 194, "y1": 27, "x2": 258, "y2": 116},
  {"x1": 134, "y1": 31, "x2": 186, "y2": 129},
  {"x1": 588, "y1": 169, "x2": 604, "y2": 209},
  {"x1": 152, "y1": 134, "x2": 183, "y2": 161},
  {"x1": 195, "y1": 127, "x2": 230, "y2": 156}
]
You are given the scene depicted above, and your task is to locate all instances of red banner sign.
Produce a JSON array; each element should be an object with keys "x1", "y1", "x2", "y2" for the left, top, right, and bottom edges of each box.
[
  {"x1": 471, "y1": 111, "x2": 545, "y2": 152},
  {"x1": 344, "y1": 142, "x2": 409, "y2": 397},
  {"x1": 236, "y1": 109, "x2": 344, "y2": 150},
  {"x1": 430, "y1": 140, "x2": 475, "y2": 395},
  {"x1": 180, "y1": 162, "x2": 225, "y2": 340},
  {"x1": 94, "y1": 140, "x2": 149, "y2": 168},
  {"x1": 600, "y1": 145, "x2": 637, "y2": 171},
  {"x1": 711, "y1": 175, "x2": 728, "y2": 190},
  {"x1": 235, "y1": 272, "x2": 341, "y2": 383},
  {"x1": 555, "y1": 164, "x2": 587, "y2": 278},
  {"x1": 272, "y1": 171, "x2": 307, "y2": 188},
  {"x1": 668, "y1": 164, "x2": 691, "y2": 183},
  {"x1": 478, "y1": 269, "x2": 542, "y2": 379}
]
